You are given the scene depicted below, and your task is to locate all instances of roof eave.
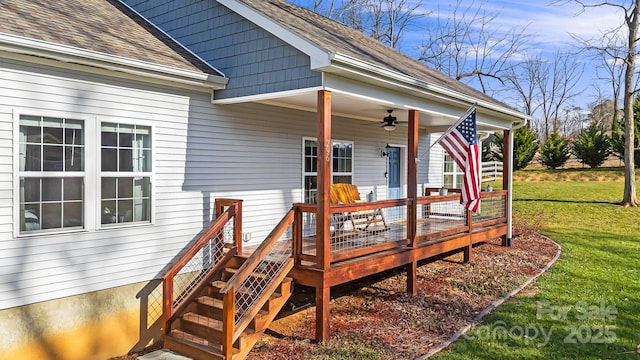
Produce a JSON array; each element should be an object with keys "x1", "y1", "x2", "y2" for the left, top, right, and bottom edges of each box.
[
  {"x1": 324, "y1": 53, "x2": 530, "y2": 126},
  {"x1": 0, "y1": 33, "x2": 228, "y2": 90}
]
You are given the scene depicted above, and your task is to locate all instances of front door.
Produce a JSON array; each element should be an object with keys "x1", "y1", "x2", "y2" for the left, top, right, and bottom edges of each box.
[{"x1": 387, "y1": 146, "x2": 401, "y2": 200}]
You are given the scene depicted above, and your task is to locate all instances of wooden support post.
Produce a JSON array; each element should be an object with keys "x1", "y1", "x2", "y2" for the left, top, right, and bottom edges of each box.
[
  {"x1": 406, "y1": 261, "x2": 418, "y2": 296},
  {"x1": 315, "y1": 90, "x2": 332, "y2": 343},
  {"x1": 316, "y1": 90, "x2": 332, "y2": 270},
  {"x1": 463, "y1": 241, "x2": 472, "y2": 263},
  {"x1": 407, "y1": 109, "x2": 419, "y2": 295},
  {"x1": 502, "y1": 129, "x2": 512, "y2": 247},
  {"x1": 464, "y1": 209, "x2": 472, "y2": 262},
  {"x1": 315, "y1": 285, "x2": 330, "y2": 343},
  {"x1": 407, "y1": 109, "x2": 419, "y2": 247}
]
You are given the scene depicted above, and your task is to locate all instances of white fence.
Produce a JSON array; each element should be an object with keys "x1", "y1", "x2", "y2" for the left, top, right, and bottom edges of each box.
[{"x1": 481, "y1": 161, "x2": 503, "y2": 182}]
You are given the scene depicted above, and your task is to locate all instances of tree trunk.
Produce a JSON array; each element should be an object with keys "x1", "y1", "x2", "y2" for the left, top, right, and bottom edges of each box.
[{"x1": 622, "y1": 0, "x2": 639, "y2": 207}]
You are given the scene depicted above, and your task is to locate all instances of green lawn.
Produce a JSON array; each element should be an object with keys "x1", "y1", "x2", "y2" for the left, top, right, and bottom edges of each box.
[{"x1": 435, "y1": 169, "x2": 640, "y2": 359}]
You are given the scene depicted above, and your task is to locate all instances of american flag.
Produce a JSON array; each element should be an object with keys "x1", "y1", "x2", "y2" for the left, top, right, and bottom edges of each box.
[{"x1": 438, "y1": 108, "x2": 481, "y2": 212}]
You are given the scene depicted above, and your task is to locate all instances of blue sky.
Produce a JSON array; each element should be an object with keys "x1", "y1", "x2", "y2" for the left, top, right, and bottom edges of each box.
[
  {"x1": 402, "y1": 0, "x2": 626, "y2": 112},
  {"x1": 292, "y1": 0, "x2": 627, "y2": 115}
]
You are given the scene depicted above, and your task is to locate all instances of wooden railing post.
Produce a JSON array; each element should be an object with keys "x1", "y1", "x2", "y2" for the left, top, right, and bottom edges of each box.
[
  {"x1": 222, "y1": 290, "x2": 235, "y2": 358},
  {"x1": 162, "y1": 278, "x2": 173, "y2": 335},
  {"x1": 234, "y1": 200, "x2": 243, "y2": 256},
  {"x1": 293, "y1": 205, "x2": 302, "y2": 267}
]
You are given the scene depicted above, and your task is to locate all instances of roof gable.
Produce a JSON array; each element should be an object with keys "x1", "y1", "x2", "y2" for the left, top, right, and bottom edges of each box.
[{"x1": 0, "y1": 0, "x2": 223, "y2": 78}]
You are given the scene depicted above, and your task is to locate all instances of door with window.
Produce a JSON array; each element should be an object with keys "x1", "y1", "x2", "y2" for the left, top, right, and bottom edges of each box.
[{"x1": 387, "y1": 146, "x2": 401, "y2": 200}]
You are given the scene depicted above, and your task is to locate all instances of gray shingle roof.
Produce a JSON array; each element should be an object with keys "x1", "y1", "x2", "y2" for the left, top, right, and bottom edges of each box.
[
  {"x1": 238, "y1": 0, "x2": 510, "y2": 109},
  {"x1": 0, "y1": 0, "x2": 222, "y2": 77}
]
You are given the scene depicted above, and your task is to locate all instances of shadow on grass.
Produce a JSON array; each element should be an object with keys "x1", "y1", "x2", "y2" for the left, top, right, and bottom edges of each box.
[{"x1": 515, "y1": 198, "x2": 618, "y2": 205}]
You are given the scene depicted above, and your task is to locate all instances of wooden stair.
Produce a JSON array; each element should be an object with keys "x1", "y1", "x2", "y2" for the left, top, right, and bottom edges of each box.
[{"x1": 163, "y1": 256, "x2": 293, "y2": 360}]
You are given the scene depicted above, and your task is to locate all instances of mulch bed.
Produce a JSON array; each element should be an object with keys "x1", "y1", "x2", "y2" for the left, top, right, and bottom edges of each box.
[
  {"x1": 247, "y1": 228, "x2": 558, "y2": 359},
  {"x1": 114, "y1": 227, "x2": 558, "y2": 359}
]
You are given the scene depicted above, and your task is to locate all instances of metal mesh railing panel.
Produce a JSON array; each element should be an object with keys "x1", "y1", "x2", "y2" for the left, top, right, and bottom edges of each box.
[
  {"x1": 172, "y1": 226, "x2": 230, "y2": 307},
  {"x1": 417, "y1": 199, "x2": 467, "y2": 237},
  {"x1": 235, "y1": 233, "x2": 292, "y2": 325},
  {"x1": 472, "y1": 195, "x2": 506, "y2": 223},
  {"x1": 329, "y1": 204, "x2": 407, "y2": 255}
]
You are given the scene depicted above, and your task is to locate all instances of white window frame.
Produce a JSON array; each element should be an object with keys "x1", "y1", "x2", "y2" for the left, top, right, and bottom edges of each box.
[
  {"x1": 302, "y1": 137, "x2": 354, "y2": 203},
  {"x1": 98, "y1": 120, "x2": 155, "y2": 229},
  {"x1": 443, "y1": 153, "x2": 464, "y2": 189},
  {"x1": 12, "y1": 108, "x2": 155, "y2": 237}
]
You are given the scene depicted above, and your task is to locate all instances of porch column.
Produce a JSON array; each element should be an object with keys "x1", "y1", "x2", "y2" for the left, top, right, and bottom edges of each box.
[
  {"x1": 406, "y1": 109, "x2": 419, "y2": 296},
  {"x1": 502, "y1": 129, "x2": 512, "y2": 246},
  {"x1": 316, "y1": 89, "x2": 331, "y2": 342}
]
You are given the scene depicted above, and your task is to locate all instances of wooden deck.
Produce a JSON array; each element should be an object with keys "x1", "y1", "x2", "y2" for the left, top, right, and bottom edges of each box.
[{"x1": 236, "y1": 190, "x2": 510, "y2": 291}]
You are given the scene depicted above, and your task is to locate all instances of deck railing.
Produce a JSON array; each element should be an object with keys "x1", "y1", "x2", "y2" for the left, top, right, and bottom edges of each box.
[
  {"x1": 293, "y1": 199, "x2": 411, "y2": 265},
  {"x1": 161, "y1": 198, "x2": 243, "y2": 334},
  {"x1": 219, "y1": 207, "x2": 295, "y2": 357},
  {"x1": 473, "y1": 190, "x2": 508, "y2": 227},
  {"x1": 417, "y1": 193, "x2": 468, "y2": 240},
  {"x1": 417, "y1": 189, "x2": 508, "y2": 240}
]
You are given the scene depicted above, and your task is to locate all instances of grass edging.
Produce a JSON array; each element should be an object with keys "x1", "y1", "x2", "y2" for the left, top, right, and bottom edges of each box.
[{"x1": 418, "y1": 236, "x2": 563, "y2": 359}]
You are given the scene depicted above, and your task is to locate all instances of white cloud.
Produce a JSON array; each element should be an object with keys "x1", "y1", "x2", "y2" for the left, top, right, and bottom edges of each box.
[{"x1": 418, "y1": 0, "x2": 626, "y2": 54}]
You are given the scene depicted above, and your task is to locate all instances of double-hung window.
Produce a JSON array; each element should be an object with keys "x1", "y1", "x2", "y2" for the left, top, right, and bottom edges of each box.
[
  {"x1": 17, "y1": 114, "x2": 153, "y2": 235},
  {"x1": 100, "y1": 123, "x2": 152, "y2": 225},
  {"x1": 303, "y1": 138, "x2": 353, "y2": 204},
  {"x1": 18, "y1": 115, "x2": 85, "y2": 232},
  {"x1": 443, "y1": 153, "x2": 464, "y2": 188}
]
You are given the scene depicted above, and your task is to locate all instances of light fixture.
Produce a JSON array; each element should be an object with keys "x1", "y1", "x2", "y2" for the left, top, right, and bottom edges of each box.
[
  {"x1": 383, "y1": 123, "x2": 396, "y2": 131},
  {"x1": 382, "y1": 109, "x2": 397, "y2": 131},
  {"x1": 381, "y1": 143, "x2": 391, "y2": 157}
]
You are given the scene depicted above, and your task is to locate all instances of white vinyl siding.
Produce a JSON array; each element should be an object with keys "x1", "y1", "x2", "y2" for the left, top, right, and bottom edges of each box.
[{"x1": 0, "y1": 57, "x2": 437, "y2": 310}]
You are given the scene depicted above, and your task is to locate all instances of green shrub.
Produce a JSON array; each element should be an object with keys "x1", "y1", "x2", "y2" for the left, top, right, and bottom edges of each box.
[
  {"x1": 539, "y1": 131, "x2": 571, "y2": 169},
  {"x1": 492, "y1": 126, "x2": 539, "y2": 170},
  {"x1": 611, "y1": 96, "x2": 640, "y2": 167},
  {"x1": 572, "y1": 124, "x2": 611, "y2": 168}
]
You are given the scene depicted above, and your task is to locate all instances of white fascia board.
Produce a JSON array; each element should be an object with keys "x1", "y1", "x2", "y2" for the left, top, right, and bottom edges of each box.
[
  {"x1": 0, "y1": 33, "x2": 228, "y2": 89},
  {"x1": 217, "y1": 0, "x2": 331, "y2": 69},
  {"x1": 328, "y1": 53, "x2": 530, "y2": 123},
  {"x1": 212, "y1": 86, "x2": 323, "y2": 105}
]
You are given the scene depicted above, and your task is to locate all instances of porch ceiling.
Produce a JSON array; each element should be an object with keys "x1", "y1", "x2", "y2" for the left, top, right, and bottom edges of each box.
[{"x1": 256, "y1": 88, "x2": 519, "y2": 133}]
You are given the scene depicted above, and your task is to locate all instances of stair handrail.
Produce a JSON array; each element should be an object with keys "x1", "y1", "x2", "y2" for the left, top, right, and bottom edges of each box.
[
  {"x1": 162, "y1": 198, "x2": 243, "y2": 334},
  {"x1": 220, "y1": 208, "x2": 295, "y2": 357}
]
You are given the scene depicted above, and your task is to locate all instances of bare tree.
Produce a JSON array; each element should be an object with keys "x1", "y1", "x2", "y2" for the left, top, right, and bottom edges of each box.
[
  {"x1": 418, "y1": 0, "x2": 530, "y2": 95},
  {"x1": 537, "y1": 51, "x2": 585, "y2": 139},
  {"x1": 365, "y1": 0, "x2": 423, "y2": 49},
  {"x1": 502, "y1": 55, "x2": 543, "y2": 116},
  {"x1": 292, "y1": 0, "x2": 423, "y2": 50},
  {"x1": 503, "y1": 52, "x2": 583, "y2": 139},
  {"x1": 562, "y1": 0, "x2": 639, "y2": 206},
  {"x1": 573, "y1": 28, "x2": 626, "y2": 133}
]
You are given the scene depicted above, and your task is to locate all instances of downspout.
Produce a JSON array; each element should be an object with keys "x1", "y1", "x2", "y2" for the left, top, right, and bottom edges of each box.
[{"x1": 506, "y1": 119, "x2": 528, "y2": 244}]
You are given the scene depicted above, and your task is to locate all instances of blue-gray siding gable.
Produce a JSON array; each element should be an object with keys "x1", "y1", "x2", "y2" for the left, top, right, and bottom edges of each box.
[{"x1": 125, "y1": 0, "x2": 322, "y2": 99}]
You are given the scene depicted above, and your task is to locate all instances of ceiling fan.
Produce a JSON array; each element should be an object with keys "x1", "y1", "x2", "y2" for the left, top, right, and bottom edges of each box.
[{"x1": 364, "y1": 110, "x2": 408, "y2": 131}]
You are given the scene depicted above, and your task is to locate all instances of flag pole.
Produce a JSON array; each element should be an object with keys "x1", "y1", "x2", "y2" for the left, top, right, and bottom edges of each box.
[
  {"x1": 429, "y1": 102, "x2": 477, "y2": 149},
  {"x1": 417, "y1": 102, "x2": 477, "y2": 160}
]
